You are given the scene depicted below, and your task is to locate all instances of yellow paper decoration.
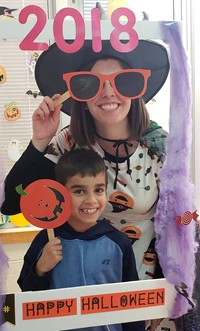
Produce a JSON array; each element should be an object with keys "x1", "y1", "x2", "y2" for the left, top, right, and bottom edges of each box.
[
  {"x1": 9, "y1": 213, "x2": 30, "y2": 227},
  {"x1": 108, "y1": 0, "x2": 129, "y2": 16}
]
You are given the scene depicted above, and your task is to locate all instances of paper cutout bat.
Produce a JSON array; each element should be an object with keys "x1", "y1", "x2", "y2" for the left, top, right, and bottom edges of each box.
[{"x1": 26, "y1": 90, "x2": 43, "y2": 98}]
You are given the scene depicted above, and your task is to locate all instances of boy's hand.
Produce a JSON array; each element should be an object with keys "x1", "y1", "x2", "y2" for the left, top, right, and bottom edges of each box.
[
  {"x1": 32, "y1": 94, "x2": 62, "y2": 152},
  {"x1": 35, "y1": 237, "x2": 63, "y2": 277}
]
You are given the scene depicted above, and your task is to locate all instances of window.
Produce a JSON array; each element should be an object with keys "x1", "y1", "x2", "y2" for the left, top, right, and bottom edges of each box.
[
  {"x1": 83, "y1": 1, "x2": 108, "y2": 19},
  {"x1": 69, "y1": 0, "x2": 179, "y2": 21},
  {"x1": 0, "y1": 0, "x2": 50, "y2": 175}
]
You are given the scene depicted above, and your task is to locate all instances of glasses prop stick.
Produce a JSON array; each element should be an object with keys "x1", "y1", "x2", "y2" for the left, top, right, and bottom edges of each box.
[
  {"x1": 54, "y1": 90, "x2": 70, "y2": 107},
  {"x1": 16, "y1": 179, "x2": 72, "y2": 240}
]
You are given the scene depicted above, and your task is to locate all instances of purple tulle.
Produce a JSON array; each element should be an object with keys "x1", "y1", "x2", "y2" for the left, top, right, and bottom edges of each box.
[{"x1": 154, "y1": 22, "x2": 198, "y2": 318}]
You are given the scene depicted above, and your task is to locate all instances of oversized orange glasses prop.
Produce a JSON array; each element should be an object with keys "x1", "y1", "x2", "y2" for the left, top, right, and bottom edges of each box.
[{"x1": 54, "y1": 69, "x2": 151, "y2": 106}]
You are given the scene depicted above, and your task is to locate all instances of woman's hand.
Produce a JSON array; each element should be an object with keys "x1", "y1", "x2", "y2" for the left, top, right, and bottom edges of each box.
[
  {"x1": 32, "y1": 94, "x2": 62, "y2": 152},
  {"x1": 35, "y1": 237, "x2": 63, "y2": 276}
]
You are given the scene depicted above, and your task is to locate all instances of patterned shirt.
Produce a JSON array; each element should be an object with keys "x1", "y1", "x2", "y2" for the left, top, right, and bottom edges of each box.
[{"x1": 45, "y1": 121, "x2": 167, "y2": 280}]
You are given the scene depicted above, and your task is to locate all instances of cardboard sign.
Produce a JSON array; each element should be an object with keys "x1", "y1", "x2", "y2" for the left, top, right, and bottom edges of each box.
[{"x1": 2, "y1": 279, "x2": 177, "y2": 331}]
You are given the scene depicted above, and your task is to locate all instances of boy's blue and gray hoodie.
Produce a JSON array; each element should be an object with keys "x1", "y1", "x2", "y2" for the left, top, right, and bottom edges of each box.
[{"x1": 18, "y1": 219, "x2": 145, "y2": 331}]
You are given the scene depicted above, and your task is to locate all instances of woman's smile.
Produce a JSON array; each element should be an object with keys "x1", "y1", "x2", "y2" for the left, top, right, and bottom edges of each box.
[{"x1": 97, "y1": 102, "x2": 121, "y2": 111}]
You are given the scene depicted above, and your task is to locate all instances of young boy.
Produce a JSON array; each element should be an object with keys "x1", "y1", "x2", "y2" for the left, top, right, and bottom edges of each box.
[{"x1": 17, "y1": 148, "x2": 145, "y2": 331}]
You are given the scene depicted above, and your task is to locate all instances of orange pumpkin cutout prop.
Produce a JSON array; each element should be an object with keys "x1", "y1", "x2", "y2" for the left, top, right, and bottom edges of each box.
[
  {"x1": 4, "y1": 102, "x2": 21, "y2": 121},
  {"x1": 17, "y1": 179, "x2": 72, "y2": 230},
  {"x1": 0, "y1": 65, "x2": 6, "y2": 84}
]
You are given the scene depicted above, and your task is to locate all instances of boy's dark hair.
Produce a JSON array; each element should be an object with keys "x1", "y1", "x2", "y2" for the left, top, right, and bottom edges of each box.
[{"x1": 55, "y1": 148, "x2": 107, "y2": 186}]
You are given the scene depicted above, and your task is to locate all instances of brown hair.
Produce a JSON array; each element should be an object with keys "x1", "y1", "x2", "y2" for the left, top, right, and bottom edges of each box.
[
  {"x1": 70, "y1": 98, "x2": 150, "y2": 148},
  {"x1": 55, "y1": 148, "x2": 107, "y2": 186}
]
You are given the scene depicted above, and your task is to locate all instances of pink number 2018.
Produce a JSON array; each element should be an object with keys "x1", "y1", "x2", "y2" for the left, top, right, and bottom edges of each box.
[{"x1": 19, "y1": 6, "x2": 138, "y2": 53}]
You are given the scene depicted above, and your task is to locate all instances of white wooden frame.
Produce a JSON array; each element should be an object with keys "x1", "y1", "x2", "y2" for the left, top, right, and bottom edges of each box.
[{"x1": 2, "y1": 279, "x2": 176, "y2": 331}]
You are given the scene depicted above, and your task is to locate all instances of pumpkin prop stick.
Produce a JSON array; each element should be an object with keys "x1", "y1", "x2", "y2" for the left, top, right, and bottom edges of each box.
[{"x1": 16, "y1": 179, "x2": 72, "y2": 240}]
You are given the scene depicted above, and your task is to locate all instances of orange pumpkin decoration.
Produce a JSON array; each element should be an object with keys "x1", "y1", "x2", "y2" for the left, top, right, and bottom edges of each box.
[
  {"x1": 0, "y1": 65, "x2": 6, "y2": 84},
  {"x1": 4, "y1": 102, "x2": 21, "y2": 121},
  {"x1": 17, "y1": 179, "x2": 72, "y2": 229}
]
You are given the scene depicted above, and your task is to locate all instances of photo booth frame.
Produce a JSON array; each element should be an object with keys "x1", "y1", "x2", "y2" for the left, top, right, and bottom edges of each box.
[
  {"x1": 0, "y1": 5, "x2": 190, "y2": 331},
  {"x1": 2, "y1": 279, "x2": 176, "y2": 330}
]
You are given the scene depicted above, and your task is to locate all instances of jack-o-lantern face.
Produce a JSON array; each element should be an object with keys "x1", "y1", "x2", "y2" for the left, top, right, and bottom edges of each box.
[
  {"x1": 121, "y1": 225, "x2": 141, "y2": 245},
  {"x1": 143, "y1": 249, "x2": 157, "y2": 266},
  {"x1": 4, "y1": 102, "x2": 21, "y2": 121},
  {"x1": 18, "y1": 179, "x2": 72, "y2": 229},
  {"x1": 0, "y1": 66, "x2": 6, "y2": 84},
  {"x1": 108, "y1": 191, "x2": 134, "y2": 212}
]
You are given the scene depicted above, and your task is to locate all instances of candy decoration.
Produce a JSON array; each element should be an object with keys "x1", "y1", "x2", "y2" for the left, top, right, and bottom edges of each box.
[{"x1": 176, "y1": 210, "x2": 199, "y2": 226}]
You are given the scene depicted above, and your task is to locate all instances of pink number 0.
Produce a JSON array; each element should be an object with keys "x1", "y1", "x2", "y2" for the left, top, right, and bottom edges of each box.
[
  {"x1": 53, "y1": 8, "x2": 85, "y2": 53},
  {"x1": 19, "y1": 6, "x2": 138, "y2": 53}
]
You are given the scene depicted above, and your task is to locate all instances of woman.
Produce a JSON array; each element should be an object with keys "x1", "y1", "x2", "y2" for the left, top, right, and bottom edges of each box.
[{"x1": 1, "y1": 39, "x2": 170, "y2": 330}]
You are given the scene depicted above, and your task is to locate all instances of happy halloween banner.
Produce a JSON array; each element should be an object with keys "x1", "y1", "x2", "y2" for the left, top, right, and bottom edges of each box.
[{"x1": 2, "y1": 279, "x2": 176, "y2": 331}]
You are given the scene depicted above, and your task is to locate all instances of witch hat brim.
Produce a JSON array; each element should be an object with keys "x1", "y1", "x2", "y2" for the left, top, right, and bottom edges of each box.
[{"x1": 35, "y1": 39, "x2": 170, "y2": 115}]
